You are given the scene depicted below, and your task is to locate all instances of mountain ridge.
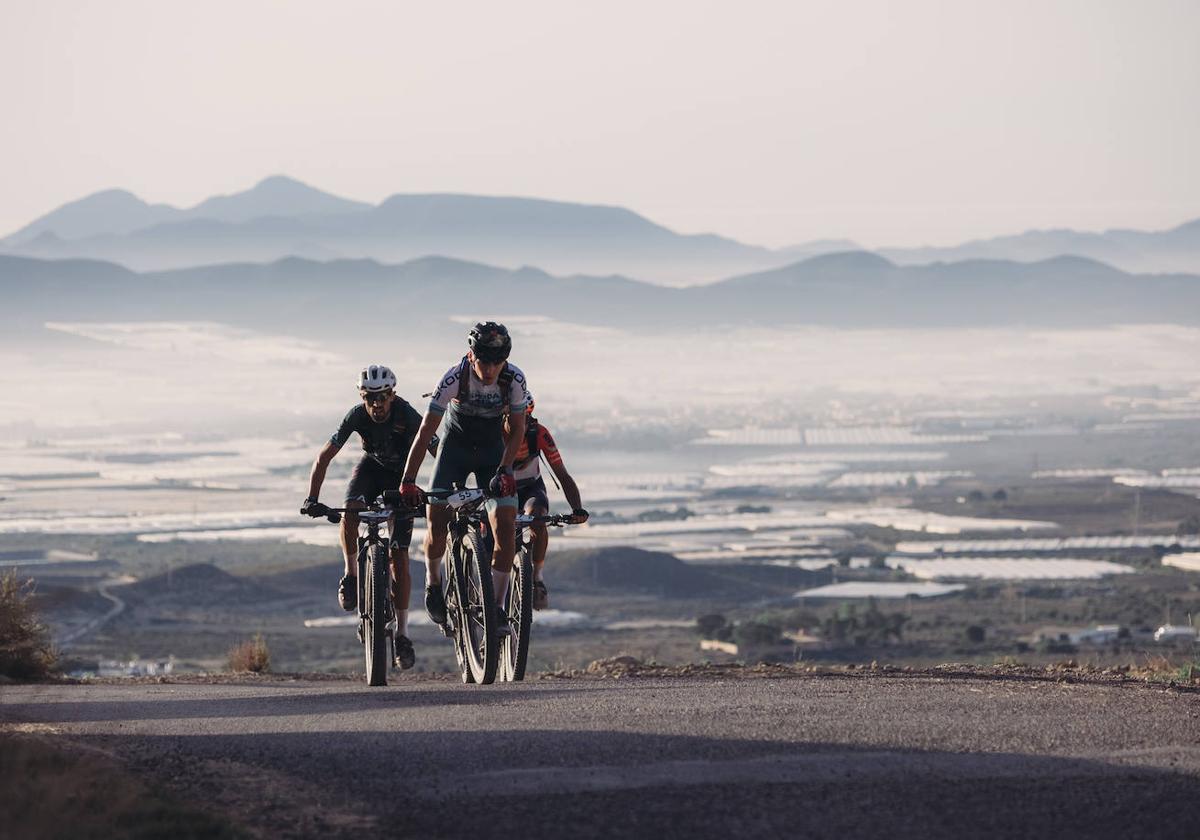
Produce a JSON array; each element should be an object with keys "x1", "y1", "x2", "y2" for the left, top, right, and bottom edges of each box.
[
  {"x1": 5, "y1": 176, "x2": 1199, "y2": 281},
  {"x1": 4, "y1": 250, "x2": 1197, "y2": 333}
]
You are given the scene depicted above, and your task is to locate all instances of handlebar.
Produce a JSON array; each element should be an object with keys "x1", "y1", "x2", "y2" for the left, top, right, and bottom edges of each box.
[
  {"x1": 301, "y1": 494, "x2": 426, "y2": 525},
  {"x1": 305, "y1": 488, "x2": 585, "y2": 528},
  {"x1": 516, "y1": 513, "x2": 577, "y2": 527}
]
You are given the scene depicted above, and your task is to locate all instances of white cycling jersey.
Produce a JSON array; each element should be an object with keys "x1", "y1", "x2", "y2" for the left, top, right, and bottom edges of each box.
[{"x1": 428, "y1": 359, "x2": 529, "y2": 441}]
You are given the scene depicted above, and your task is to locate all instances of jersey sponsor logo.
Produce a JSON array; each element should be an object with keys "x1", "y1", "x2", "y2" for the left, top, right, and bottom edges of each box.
[
  {"x1": 431, "y1": 369, "x2": 460, "y2": 403},
  {"x1": 457, "y1": 390, "x2": 505, "y2": 415}
]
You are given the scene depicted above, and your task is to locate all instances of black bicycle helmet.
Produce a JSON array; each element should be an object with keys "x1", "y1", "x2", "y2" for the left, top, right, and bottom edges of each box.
[{"x1": 468, "y1": 321, "x2": 512, "y2": 363}]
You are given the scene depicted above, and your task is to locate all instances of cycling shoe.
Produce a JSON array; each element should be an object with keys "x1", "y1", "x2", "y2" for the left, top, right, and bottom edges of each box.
[
  {"x1": 338, "y1": 575, "x2": 357, "y2": 612},
  {"x1": 393, "y1": 635, "x2": 416, "y2": 670},
  {"x1": 425, "y1": 583, "x2": 447, "y2": 625}
]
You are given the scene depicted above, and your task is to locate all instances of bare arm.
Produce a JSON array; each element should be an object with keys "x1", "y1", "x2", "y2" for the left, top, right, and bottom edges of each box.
[
  {"x1": 402, "y1": 413, "x2": 442, "y2": 483},
  {"x1": 500, "y1": 411, "x2": 526, "y2": 471},
  {"x1": 548, "y1": 458, "x2": 583, "y2": 511},
  {"x1": 307, "y1": 441, "x2": 341, "y2": 500}
]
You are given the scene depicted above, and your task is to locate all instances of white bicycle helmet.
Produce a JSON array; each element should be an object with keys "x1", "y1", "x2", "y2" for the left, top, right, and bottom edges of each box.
[{"x1": 358, "y1": 364, "x2": 397, "y2": 393}]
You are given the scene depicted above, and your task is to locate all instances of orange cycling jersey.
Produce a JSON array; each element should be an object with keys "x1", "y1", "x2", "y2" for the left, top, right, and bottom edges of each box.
[{"x1": 514, "y1": 422, "x2": 563, "y2": 483}]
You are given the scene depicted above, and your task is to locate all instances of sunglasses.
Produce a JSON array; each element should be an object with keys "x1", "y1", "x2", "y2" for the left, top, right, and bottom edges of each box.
[{"x1": 362, "y1": 391, "x2": 392, "y2": 404}]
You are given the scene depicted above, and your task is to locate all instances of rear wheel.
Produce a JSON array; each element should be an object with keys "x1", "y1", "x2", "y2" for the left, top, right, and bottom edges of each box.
[
  {"x1": 501, "y1": 545, "x2": 534, "y2": 681},
  {"x1": 455, "y1": 528, "x2": 497, "y2": 684},
  {"x1": 364, "y1": 543, "x2": 390, "y2": 687}
]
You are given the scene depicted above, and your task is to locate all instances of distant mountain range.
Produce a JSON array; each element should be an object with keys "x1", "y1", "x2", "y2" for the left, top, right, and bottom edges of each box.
[
  {"x1": 4, "y1": 176, "x2": 373, "y2": 242},
  {"x1": 4, "y1": 175, "x2": 1198, "y2": 283},
  {"x1": 0, "y1": 176, "x2": 811, "y2": 285},
  {"x1": 3, "y1": 251, "x2": 1197, "y2": 335},
  {"x1": 880, "y1": 219, "x2": 1200, "y2": 275}
]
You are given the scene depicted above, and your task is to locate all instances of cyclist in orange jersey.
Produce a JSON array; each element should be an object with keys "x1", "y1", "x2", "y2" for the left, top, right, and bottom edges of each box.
[{"x1": 506, "y1": 394, "x2": 588, "y2": 609}]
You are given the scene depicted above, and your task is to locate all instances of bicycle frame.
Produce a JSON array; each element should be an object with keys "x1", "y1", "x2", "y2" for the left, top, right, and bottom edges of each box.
[
  {"x1": 438, "y1": 487, "x2": 496, "y2": 552},
  {"x1": 428, "y1": 487, "x2": 498, "y2": 683},
  {"x1": 303, "y1": 495, "x2": 422, "y2": 686},
  {"x1": 427, "y1": 488, "x2": 579, "y2": 684}
]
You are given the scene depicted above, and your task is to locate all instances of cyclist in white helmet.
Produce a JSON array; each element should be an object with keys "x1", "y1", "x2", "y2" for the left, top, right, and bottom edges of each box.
[{"x1": 302, "y1": 364, "x2": 437, "y2": 671}]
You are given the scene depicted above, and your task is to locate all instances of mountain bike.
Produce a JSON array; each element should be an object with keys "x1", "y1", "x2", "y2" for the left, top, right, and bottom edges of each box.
[
  {"x1": 303, "y1": 492, "x2": 420, "y2": 687},
  {"x1": 429, "y1": 487, "x2": 502, "y2": 684},
  {"x1": 502, "y1": 512, "x2": 576, "y2": 681}
]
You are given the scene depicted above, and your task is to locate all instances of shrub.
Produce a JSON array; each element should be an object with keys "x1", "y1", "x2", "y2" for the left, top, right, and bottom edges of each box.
[
  {"x1": 0, "y1": 572, "x2": 58, "y2": 680},
  {"x1": 636, "y1": 506, "x2": 694, "y2": 522},
  {"x1": 227, "y1": 633, "x2": 270, "y2": 673},
  {"x1": 733, "y1": 504, "x2": 771, "y2": 514},
  {"x1": 964, "y1": 625, "x2": 986, "y2": 644},
  {"x1": 733, "y1": 621, "x2": 782, "y2": 648},
  {"x1": 696, "y1": 613, "x2": 730, "y2": 639}
]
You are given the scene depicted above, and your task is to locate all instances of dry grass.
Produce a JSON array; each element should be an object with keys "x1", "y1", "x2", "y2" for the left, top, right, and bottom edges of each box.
[
  {"x1": 0, "y1": 571, "x2": 58, "y2": 680},
  {"x1": 0, "y1": 733, "x2": 240, "y2": 838},
  {"x1": 1138, "y1": 653, "x2": 1200, "y2": 685},
  {"x1": 226, "y1": 633, "x2": 271, "y2": 673}
]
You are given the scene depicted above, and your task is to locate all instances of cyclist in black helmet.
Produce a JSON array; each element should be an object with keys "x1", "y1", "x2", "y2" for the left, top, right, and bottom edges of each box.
[
  {"x1": 399, "y1": 322, "x2": 530, "y2": 634},
  {"x1": 302, "y1": 364, "x2": 437, "y2": 671}
]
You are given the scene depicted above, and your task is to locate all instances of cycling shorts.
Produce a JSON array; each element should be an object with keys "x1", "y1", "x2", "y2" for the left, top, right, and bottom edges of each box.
[
  {"x1": 429, "y1": 435, "x2": 517, "y2": 509},
  {"x1": 345, "y1": 456, "x2": 414, "y2": 546},
  {"x1": 517, "y1": 476, "x2": 550, "y2": 513}
]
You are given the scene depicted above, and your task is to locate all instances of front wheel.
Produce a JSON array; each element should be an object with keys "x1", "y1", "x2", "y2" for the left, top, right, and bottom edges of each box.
[
  {"x1": 501, "y1": 545, "x2": 534, "y2": 681},
  {"x1": 442, "y1": 548, "x2": 474, "y2": 684},
  {"x1": 454, "y1": 528, "x2": 497, "y2": 685},
  {"x1": 364, "y1": 543, "x2": 390, "y2": 687}
]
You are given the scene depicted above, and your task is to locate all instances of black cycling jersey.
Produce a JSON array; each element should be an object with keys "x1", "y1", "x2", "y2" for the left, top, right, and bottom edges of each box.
[{"x1": 331, "y1": 399, "x2": 423, "y2": 472}]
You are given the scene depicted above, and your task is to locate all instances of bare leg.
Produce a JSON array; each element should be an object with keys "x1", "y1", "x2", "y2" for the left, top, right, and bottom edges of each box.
[
  {"x1": 340, "y1": 500, "x2": 366, "y2": 577},
  {"x1": 526, "y1": 499, "x2": 549, "y2": 580},
  {"x1": 389, "y1": 547, "x2": 411, "y2": 635},
  {"x1": 390, "y1": 548, "x2": 412, "y2": 605},
  {"x1": 490, "y1": 504, "x2": 517, "y2": 606},
  {"x1": 424, "y1": 503, "x2": 450, "y2": 585}
]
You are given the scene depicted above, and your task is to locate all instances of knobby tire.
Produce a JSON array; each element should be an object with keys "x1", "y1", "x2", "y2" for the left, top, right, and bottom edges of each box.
[
  {"x1": 364, "y1": 543, "x2": 389, "y2": 687},
  {"x1": 503, "y1": 545, "x2": 534, "y2": 681},
  {"x1": 443, "y1": 547, "x2": 474, "y2": 684},
  {"x1": 456, "y1": 528, "x2": 497, "y2": 684}
]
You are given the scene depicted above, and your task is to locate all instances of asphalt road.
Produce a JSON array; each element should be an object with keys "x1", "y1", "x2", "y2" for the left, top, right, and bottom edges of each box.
[{"x1": 3, "y1": 671, "x2": 1199, "y2": 839}]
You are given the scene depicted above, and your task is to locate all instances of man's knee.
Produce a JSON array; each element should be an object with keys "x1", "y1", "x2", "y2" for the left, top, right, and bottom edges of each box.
[
  {"x1": 492, "y1": 511, "x2": 516, "y2": 549},
  {"x1": 431, "y1": 505, "x2": 451, "y2": 525},
  {"x1": 425, "y1": 506, "x2": 450, "y2": 554}
]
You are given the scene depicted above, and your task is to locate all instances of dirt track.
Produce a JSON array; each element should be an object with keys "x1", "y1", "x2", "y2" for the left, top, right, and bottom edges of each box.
[{"x1": 3, "y1": 667, "x2": 1199, "y2": 839}]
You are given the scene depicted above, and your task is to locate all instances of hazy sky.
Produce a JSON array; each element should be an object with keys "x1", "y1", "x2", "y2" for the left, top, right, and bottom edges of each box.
[{"x1": 3, "y1": 0, "x2": 1198, "y2": 248}]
